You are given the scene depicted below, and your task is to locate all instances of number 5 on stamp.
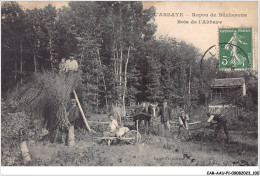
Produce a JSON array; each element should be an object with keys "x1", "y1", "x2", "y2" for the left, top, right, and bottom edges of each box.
[{"x1": 219, "y1": 28, "x2": 253, "y2": 70}]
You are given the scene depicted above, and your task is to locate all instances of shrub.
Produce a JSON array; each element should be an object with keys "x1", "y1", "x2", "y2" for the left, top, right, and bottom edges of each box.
[{"x1": 1, "y1": 100, "x2": 49, "y2": 166}]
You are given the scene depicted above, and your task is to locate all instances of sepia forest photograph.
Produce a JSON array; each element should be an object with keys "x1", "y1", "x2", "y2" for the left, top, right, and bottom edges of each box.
[{"x1": 1, "y1": 1, "x2": 258, "y2": 167}]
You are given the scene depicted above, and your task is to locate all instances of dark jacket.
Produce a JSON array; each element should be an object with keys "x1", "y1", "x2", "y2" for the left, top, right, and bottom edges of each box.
[
  {"x1": 159, "y1": 106, "x2": 172, "y2": 122},
  {"x1": 67, "y1": 105, "x2": 79, "y2": 125},
  {"x1": 212, "y1": 114, "x2": 227, "y2": 123}
]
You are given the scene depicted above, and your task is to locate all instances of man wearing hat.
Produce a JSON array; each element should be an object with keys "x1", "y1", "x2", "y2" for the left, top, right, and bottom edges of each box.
[
  {"x1": 65, "y1": 54, "x2": 78, "y2": 73},
  {"x1": 206, "y1": 112, "x2": 230, "y2": 143},
  {"x1": 65, "y1": 98, "x2": 80, "y2": 146},
  {"x1": 159, "y1": 100, "x2": 172, "y2": 136}
]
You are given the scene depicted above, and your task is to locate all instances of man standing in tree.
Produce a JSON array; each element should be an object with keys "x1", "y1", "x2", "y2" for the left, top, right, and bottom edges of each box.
[
  {"x1": 65, "y1": 54, "x2": 78, "y2": 73},
  {"x1": 207, "y1": 112, "x2": 230, "y2": 143},
  {"x1": 59, "y1": 58, "x2": 66, "y2": 74},
  {"x1": 159, "y1": 100, "x2": 172, "y2": 137}
]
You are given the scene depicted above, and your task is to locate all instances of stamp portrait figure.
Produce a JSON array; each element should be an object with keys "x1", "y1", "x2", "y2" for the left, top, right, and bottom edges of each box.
[{"x1": 225, "y1": 30, "x2": 248, "y2": 67}]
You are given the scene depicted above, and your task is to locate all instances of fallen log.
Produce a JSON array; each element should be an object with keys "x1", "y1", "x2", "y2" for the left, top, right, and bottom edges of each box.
[
  {"x1": 169, "y1": 121, "x2": 202, "y2": 125},
  {"x1": 229, "y1": 131, "x2": 257, "y2": 134},
  {"x1": 88, "y1": 121, "x2": 110, "y2": 124},
  {"x1": 188, "y1": 121, "x2": 202, "y2": 125}
]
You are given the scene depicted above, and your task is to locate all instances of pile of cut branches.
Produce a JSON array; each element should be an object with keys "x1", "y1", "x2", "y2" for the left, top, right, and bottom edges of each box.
[{"x1": 8, "y1": 72, "x2": 80, "y2": 132}]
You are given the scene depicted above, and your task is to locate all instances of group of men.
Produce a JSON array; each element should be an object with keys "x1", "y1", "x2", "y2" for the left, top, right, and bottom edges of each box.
[
  {"x1": 134, "y1": 100, "x2": 189, "y2": 136},
  {"x1": 59, "y1": 54, "x2": 79, "y2": 74},
  {"x1": 129, "y1": 100, "x2": 230, "y2": 143}
]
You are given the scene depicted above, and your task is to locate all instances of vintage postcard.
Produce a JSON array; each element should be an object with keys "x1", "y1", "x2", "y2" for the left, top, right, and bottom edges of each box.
[{"x1": 1, "y1": 1, "x2": 258, "y2": 175}]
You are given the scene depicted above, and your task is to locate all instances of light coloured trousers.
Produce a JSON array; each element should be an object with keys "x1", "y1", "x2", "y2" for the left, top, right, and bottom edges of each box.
[{"x1": 161, "y1": 121, "x2": 170, "y2": 136}]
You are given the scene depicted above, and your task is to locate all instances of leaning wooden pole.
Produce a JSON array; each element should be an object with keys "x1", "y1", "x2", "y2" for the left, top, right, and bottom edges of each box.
[{"x1": 73, "y1": 90, "x2": 95, "y2": 133}]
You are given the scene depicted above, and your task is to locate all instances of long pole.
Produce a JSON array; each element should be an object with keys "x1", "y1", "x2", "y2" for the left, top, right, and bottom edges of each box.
[{"x1": 73, "y1": 90, "x2": 95, "y2": 133}]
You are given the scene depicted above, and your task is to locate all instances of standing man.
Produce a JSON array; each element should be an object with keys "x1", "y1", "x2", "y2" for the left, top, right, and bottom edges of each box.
[
  {"x1": 206, "y1": 112, "x2": 230, "y2": 143},
  {"x1": 159, "y1": 100, "x2": 172, "y2": 136},
  {"x1": 65, "y1": 54, "x2": 78, "y2": 73},
  {"x1": 66, "y1": 98, "x2": 80, "y2": 146},
  {"x1": 134, "y1": 102, "x2": 147, "y2": 115}
]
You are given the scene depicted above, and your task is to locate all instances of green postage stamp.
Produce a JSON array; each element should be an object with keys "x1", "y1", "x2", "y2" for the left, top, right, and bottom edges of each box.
[{"x1": 219, "y1": 28, "x2": 253, "y2": 70}]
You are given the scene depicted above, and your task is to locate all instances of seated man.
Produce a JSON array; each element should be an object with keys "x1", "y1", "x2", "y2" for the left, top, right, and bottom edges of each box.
[
  {"x1": 206, "y1": 112, "x2": 230, "y2": 143},
  {"x1": 179, "y1": 110, "x2": 190, "y2": 130},
  {"x1": 103, "y1": 115, "x2": 119, "y2": 137}
]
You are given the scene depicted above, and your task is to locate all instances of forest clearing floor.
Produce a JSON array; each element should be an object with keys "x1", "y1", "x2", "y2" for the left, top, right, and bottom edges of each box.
[{"x1": 27, "y1": 114, "x2": 257, "y2": 166}]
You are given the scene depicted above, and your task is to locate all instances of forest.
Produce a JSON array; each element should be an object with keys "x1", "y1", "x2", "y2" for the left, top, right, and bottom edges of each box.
[
  {"x1": 1, "y1": 1, "x2": 258, "y2": 166},
  {"x1": 2, "y1": 1, "x2": 257, "y2": 110}
]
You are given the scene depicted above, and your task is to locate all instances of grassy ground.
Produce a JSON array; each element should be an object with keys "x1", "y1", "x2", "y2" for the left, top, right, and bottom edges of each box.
[{"x1": 26, "y1": 114, "x2": 258, "y2": 166}]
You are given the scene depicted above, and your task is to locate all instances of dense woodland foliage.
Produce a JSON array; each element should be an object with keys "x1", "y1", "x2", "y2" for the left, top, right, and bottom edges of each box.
[{"x1": 2, "y1": 2, "x2": 258, "y2": 112}]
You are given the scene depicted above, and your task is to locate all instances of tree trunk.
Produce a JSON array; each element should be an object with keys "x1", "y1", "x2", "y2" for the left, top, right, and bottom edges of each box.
[
  {"x1": 205, "y1": 95, "x2": 208, "y2": 107},
  {"x1": 188, "y1": 65, "x2": 191, "y2": 119},
  {"x1": 96, "y1": 73, "x2": 99, "y2": 111},
  {"x1": 80, "y1": 45, "x2": 85, "y2": 66},
  {"x1": 34, "y1": 41, "x2": 37, "y2": 72},
  {"x1": 97, "y1": 49, "x2": 108, "y2": 109},
  {"x1": 33, "y1": 52, "x2": 37, "y2": 72},
  {"x1": 49, "y1": 37, "x2": 53, "y2": 70},
  {"x1": 118, "y1": 46, "x2": 123, "y2": 104},
  {"x1": 20, "y1": 39, "x2": 23, "y2": 84},
  {"x1": 122, "y1": 46, "x2": 131, "y2": 117},
  {"x1": 14, "y1": 56, "x2": 17, "y2": 82},
  {"x1": 113, "y1": 50, "x2": 117, "y2": 103},
  {"x1": 115, "y1": 46, "x2": 119, "y2": 104},
  {"x1": 188, "y1": 65, "x2": 191, "y2": 96}
]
